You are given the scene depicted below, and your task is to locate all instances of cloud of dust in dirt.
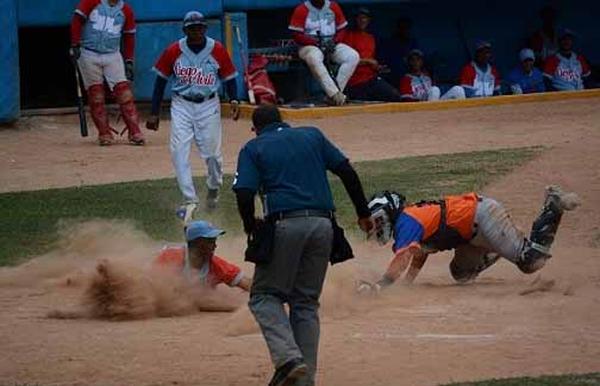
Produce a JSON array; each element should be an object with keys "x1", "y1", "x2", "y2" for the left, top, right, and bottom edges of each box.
[{"x1": 0, "y1": 220, "x2": 246, "y2": 320}]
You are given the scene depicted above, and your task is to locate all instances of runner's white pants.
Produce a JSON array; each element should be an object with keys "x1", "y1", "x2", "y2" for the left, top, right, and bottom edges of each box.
[
  {"x1": 298, "y1": 44, "x2": 359, "y2": 97},
  {"x1": 170, "y1": 95, "x2": 223, "y2": 203},
  {"x1": 428, "y1": 85, "x2": 466, "y2": 101}
]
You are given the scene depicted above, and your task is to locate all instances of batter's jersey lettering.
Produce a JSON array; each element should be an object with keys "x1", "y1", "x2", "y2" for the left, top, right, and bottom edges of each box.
[
  {"x1": 342, "y1": 30, "x2": 377, "y2": 87},
  {"x1": 75, "y1": 0, "x2": 135, "y2": 54},
  {"x1": 153, "y1": 37, "x2": 238, "y2": 99},
  {"x1": 460, "y1": 62, "x2": 501, "y2": 97},
  {"x1": 289, "y1": 0, "x2": 347, "y2": 38},
  {"x1": 399, "y1": 73, "x2": 434, "y2": 101},
  {"x1": 543, "y1": 52, "x2": 590, "y2": 91}
]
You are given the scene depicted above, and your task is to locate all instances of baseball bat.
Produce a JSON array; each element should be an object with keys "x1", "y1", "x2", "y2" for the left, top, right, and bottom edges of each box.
[
  {"x1": 235, "y1": 25, "x2": 256, "y2": 105},
  {"x1": 73, "y1": 61, "x2": 89, "y2": 137},
  {"x1": 317, "y1": 30, "x2": 340, "y2": 90}
]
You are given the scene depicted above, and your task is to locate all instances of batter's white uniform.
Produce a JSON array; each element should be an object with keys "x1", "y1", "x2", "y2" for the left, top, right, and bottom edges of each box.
[{"x1": 153, "y1": 37, "x2": 237, "y2": 203}]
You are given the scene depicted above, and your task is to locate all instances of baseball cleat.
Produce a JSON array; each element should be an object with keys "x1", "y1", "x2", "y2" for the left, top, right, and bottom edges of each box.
[
  {"x1": 544, "y1": 185, "x2": 580, "y2": 211},
  {"x1": 98, "y1": 133, "x2": 115, "y2": 146},
  {"x1": 176, "y1": 202, "x2": 197, "y2": 224},
  {"x1": 206, "y1": 189, "x2": 219, "y2": 210},
  {"x1": 128, "y1": 132, "x2": 145, "y2": 146},
  {"x1": 268, "y1": 358, "x2": 308, "y2": 386}
]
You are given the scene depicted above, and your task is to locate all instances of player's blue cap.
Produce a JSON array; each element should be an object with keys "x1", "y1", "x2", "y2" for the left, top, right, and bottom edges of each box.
[
  {"x1": 519, "y1": 48, "x2": 535, "y2": 62},
  {"x1": 355, "y1": 7, "x2": 371, "y2": 17},
  {"x1": 474, "y1": 39, "x2": 492, "y2": 51},
  {"x1": 185, "y1": 220, "x2": 225, "y2": 241},
  {"x1": 183, "y1": 11, "x2": 208, "y2": 28}
]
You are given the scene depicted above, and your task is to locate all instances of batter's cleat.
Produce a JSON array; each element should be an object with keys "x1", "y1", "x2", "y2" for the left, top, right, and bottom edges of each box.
[
  {"x1": 268, "y1": 358, "x2": 308, "y2": 386},
  {"x1": 206, "y1": 189, "x2": 219, "y2": 210},
  {"x1": 98, "y1": 133, "x2": 115, "y2": 146},
  {"x1": 176, "y1": 202, "x2": 197, "y2": 225},
  {"x1": 128, "y1": 132, "x2": 145, "y2": 146},
  {"x1": 544, "y1": 185, "x2": 581, "y2": 212}
]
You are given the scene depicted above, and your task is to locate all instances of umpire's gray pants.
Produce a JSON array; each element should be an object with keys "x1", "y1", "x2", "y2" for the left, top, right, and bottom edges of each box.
[{"x1": 249, "y1": 216, "x2": 333, "y2": 386}]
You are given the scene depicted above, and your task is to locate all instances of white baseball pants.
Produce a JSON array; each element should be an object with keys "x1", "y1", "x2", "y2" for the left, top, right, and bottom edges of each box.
[
  {"x1": 77, "y1": 49, "x2": 127, "y2": 90},
  {"x1": 298, "y1": 44, "x2": 359, "y2": 97},
  {"x1": 428, "y1": 85, "x2": 466, "y2": 101},
  {"x1": 170, "y1": 95, "x2": 223, "y2": 203}
]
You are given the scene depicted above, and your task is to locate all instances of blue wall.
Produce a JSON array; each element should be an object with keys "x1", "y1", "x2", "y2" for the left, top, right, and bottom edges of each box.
[
  {"x1": 0, "y1": 0, "x2": 19, "y2": 123},
  {"x1": 17, "y1": 0, "x2": 222, "y2": 26}
]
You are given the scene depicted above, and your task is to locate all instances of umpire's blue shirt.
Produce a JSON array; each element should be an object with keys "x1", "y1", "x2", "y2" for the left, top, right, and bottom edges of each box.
[{"x1": 233, "y1": 122, "x2": 347, "y2": 215}]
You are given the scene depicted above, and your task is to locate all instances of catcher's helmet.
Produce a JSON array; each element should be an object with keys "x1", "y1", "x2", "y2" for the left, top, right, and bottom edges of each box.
[{"x1": 368, "y1": 191, "x2": 406, "y2": 246}]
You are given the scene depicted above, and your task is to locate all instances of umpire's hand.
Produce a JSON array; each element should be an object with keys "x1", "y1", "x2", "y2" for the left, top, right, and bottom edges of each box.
[{"x1": 358, "y1": 216, "x2": 374, "y2": 234}]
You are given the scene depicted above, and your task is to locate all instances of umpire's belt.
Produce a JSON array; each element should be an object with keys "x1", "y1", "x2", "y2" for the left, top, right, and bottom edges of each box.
[
  {"x1": 177, "y1": 92, "x2": 216, "y2": 103},
  {"x1": 268, "y1": 209, "x2": 333, "y2": 221}
]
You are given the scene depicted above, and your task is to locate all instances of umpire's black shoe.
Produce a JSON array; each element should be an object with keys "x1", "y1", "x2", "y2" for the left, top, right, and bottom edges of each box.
[{"x1": 268, "y1": 358, "x2": 308, "y2": 386}]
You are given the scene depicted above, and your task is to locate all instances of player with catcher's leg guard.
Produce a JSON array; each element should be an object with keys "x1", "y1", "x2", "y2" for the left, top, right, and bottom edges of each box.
[
  {"x1": 357, "y1": 186, "x2": 580, "y2": 294},
  {"x1": 70, "y1": 0, "x2": 145, "y2": 146}
]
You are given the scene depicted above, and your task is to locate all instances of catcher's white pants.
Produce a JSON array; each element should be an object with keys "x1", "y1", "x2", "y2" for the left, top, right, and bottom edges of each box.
[
  {"x1": 170, "y1": 95, "x2": 223, "y2": 203},
  {"x1": 427, "y1": 85, "x2": 466, "y2": 101},
  {"x1": 298, "y1": 44, "x2": 359, "y2": 97},
  {"x1": 77, "y1": 49, "x2": 127, "y2": 90}
]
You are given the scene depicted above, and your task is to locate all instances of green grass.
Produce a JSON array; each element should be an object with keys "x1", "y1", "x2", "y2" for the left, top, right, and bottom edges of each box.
[
  {"x1": 443, "y1": 373, "x2": 600, "y2": 385},
  {"x1": 0, "y1": 147, "x2": 541, "y2": 266}
]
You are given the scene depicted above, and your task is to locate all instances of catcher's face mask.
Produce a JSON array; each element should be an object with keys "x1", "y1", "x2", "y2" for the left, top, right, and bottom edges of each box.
[
  {"x1": 367, "y1": 191, "x2": 405, "y2": 246},
  {"x1": 370, "y1": 207, "x2": 393, "y2": 246}
]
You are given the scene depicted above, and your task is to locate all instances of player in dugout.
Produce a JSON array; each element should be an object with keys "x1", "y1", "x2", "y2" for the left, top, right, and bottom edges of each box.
[
  {"x1": 356, "y1": 186, "x2": 579, "y2": 294},
  {"x1": 341, "y1": 7, "x2": 403, "y2": 102}
]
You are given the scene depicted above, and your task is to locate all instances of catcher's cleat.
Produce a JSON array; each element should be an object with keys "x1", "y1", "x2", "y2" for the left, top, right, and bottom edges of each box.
[
  {"x1": 356, "y1": 280, "x2": 381, "y2": 295},
  {"x1": 206, "y1": 188, "x2": 219, "y2": 210},
  {"x1": 98, "y1": 133, "x2": 115, "y2": 146},
  {"x1": 128, "y1": 132, "x2": 145, "y2": 146},
  {"x1": 268, "y1": 358, "x2": 308, "y2": 386},
  {"x1": 176, "y1": 202, "x2": 198, "y2": 225},
  {"x1": 545, "y1": 185, "x2": 580, "y2": 212}
]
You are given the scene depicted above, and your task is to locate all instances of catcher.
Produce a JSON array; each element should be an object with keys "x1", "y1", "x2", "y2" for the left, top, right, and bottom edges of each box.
[
  {"x1": 156, "y1": 220, "x2": 251, "y2": 291},
  {"x1": 358, "y1": 186, "x2": 579, "y2": 293}
]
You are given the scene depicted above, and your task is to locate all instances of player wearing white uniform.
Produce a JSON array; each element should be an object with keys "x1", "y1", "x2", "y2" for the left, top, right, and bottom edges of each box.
[
  {"x1": 289, "y1": 0, "x2": 359, "y2": 106},
  {"x1": 146, "y1": 11, "x2": 239, "y2": 215},
  {"x1": 399, "y1": 49, "x2": 465, "y2": 102},
  {"x1": 459, "y1": 40, "x2": 501, "y2": 98},
  {"x1": 70, "y1": 0, "x2": 145, "y2": 146}
]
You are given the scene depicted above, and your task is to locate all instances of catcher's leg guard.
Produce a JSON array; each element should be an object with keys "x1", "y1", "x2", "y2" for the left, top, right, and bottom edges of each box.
[
  {"x1": 450, "y1": 244, "x2": 500, "y2": 283},
  {"x1": 113, "y1": 82, "x2": 144, "y2": 145},
  {"x1": 87, "y1": 84, "x2": 114, "y2": 145},
  {"x1": 517, "y1": 185, "x2": 580, "y2": 273}
]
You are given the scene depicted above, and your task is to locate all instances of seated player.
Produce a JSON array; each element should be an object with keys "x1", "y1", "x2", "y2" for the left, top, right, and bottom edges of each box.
[
  {"x1": 289, "y1": 0, "x2": 359, "y2": 106},
  {"x1": 506, "y1": 48, "x2": 546, "y2": 94},
  {"x1": 156, "y1": 220, "x2": 251, "y2": 291},
  {"x1": 357, "y1": 186, "x2": 579, "y2": 293},
  {"x1": 543, "y1": 28, "x2": 591, "y2": 91},
  {"x1": 399, "y1": 49, "x2": 465, "y2": 102},
  {"x1": 341, "y1": 7, "x2": 402, "y2": 102},
  {"x1": 459, "y1": 40, "x2": 501, "y2": 98}
]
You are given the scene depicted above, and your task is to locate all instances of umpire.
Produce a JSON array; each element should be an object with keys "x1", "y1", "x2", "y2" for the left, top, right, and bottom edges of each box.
[{"x1": 233, "y1": 104, "x2": 373, "y2": 386}]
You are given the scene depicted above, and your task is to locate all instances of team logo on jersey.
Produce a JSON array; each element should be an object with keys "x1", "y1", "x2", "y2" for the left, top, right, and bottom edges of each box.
[
  {"x1": 174, "y1": 64, "x2": 217, "y2": 86},
  {"x1": 557, "y1": 67, "x2": 579, "y2": 82},
  {"x1": 89, "y1": 9, "x2": 122, "y2": 34}
]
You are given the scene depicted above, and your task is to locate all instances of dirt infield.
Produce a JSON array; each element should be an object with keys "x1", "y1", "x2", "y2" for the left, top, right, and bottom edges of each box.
[{"x1": 1, "y1": 99, "x2": 600, "y2": 385}]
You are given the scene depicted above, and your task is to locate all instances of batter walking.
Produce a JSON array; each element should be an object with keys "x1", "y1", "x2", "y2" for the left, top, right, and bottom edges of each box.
[
  {"x1": 70, "y1": 0, "x2": 145, "y2": 146},
  {"x1": 147, "y1": 11, "x2": 240, "y2": 214},
  {"x1": 233, "y1": 105, "x2": 373, "y2": 386}
]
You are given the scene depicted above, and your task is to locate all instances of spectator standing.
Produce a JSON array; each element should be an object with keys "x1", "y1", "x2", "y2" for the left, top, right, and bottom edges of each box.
[
  {"x1": 289, "y1": 0, "x2": 359, "y2": 106},
  {"x1": 459, "y1": 40, "x2": 501, "y2": 98},
  {"x1": 507, "y1": 48, "x2": 546, "y2": 94},
  {"x1": 529, "y1": 6, "x2": 558, "y2": 66},
  {"x1": 342, "y1": 8, "x2": 402, "y2": 102}
]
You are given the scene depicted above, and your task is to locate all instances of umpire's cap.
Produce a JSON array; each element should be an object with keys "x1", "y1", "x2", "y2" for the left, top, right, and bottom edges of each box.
[
  {"x1": 183, "y1": 11, "x2": 208, "y2": 28},
  {"x1": 185, "y1": 220, "x2": 225, "y2": 241}
]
